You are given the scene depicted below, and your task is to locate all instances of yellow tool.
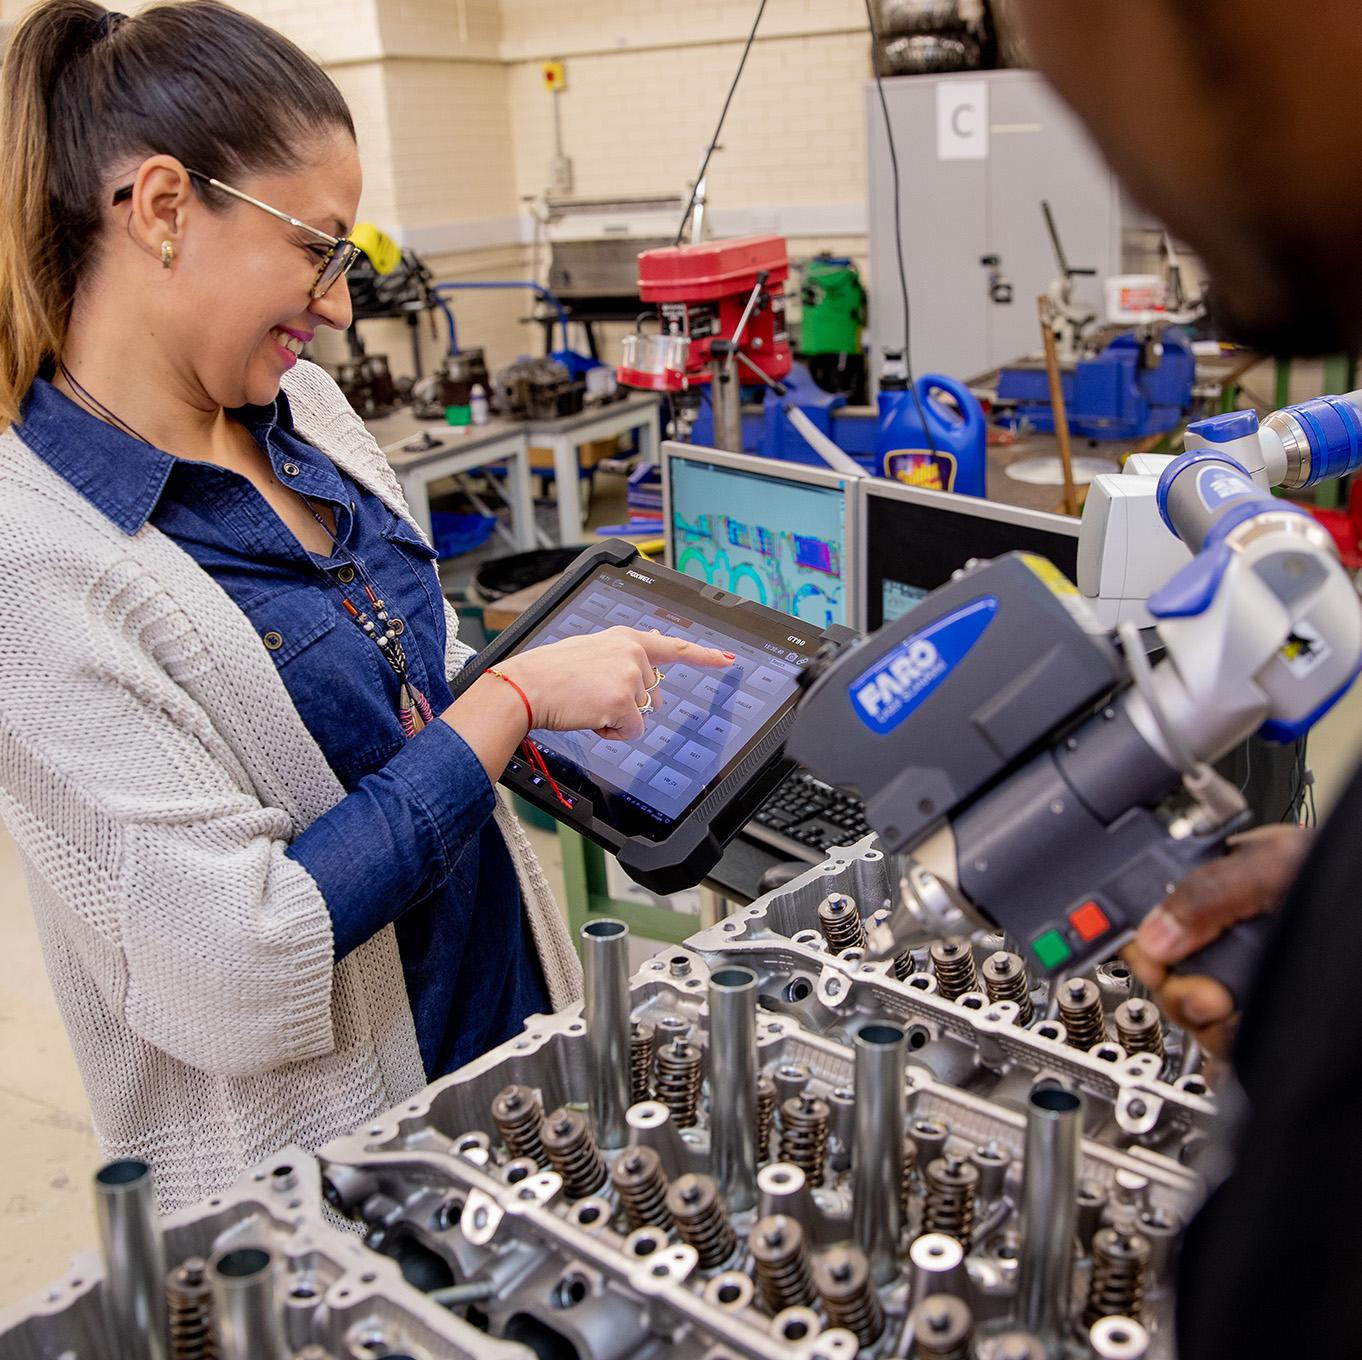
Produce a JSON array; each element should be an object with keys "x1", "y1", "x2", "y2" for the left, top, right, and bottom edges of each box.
[{"x1": 349, "y1": 223, "x2": 402, "y2": 275}]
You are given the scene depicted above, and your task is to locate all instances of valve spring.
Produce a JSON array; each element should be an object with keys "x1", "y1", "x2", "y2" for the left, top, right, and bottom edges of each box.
[
  {"x1": 929, "y1": 937, "x2": 979, "y2": 1002},
  {"x1": 749, "y1": 1214, "x2": 815, "y2": 1311},
  {"x1": 653, "y1": 1036, "x2": 703, "y2": 1128},
  {"x1": 900, "y1": 1136, "x2": 919, "y2": 1217},
  {"x1": 166, "y1": 1257, "x2": 217, "y2": 1360},
  {"x1": 492, "y1": 1084, "x2": 548, "y2": 1168},
  {"x1": 912, "y1": 1294, "x2": 974, "y2": 1360},
  {"x1": 540, "y1": 1108, "x2": 607, "y2": 1198},
  {"x1": 630, "y1": 1021, "x2": 655, "y2": 1104},
  {"x1": 755, "y1": 1074, "x2": 776, "y2": 1164},
  {"x1": 665, "y1": 1173, "x2": 736, "y2": 1269},
  {"x1": 816, "y1": 893, "x2": 866, "y2": 954},
  {"x1": 1058, "y1": 978, "x2": 1107, "y2": 1051},
  {"x1": 1084, "y1": 1225, "x2": 1152, "y2": 1327},
  {"x1": 981, "y1": 950, "x2": 1034, "y2": 1025},
  {"x1": 778, "y1": 1093, "x2": 831, "y2": 1187},
  {"x1": 812, "y1": 1246, "x2": 885, "y2": 1348},
  {"x1": 923, "y1": 1154, "x2": 979, "y2": 1249},
  {"x1": 893, "y1": 946, "x2": 916, "y2": 980},
  {"x1": 1114, "y1": 999, "x2": 1165, "y2": 1058},
  {"x1": 610, "y1": 1145, "x2": 672, "y2": 1233}
]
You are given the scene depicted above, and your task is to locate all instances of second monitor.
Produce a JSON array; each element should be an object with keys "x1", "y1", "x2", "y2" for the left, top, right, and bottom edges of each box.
[{"x1": 662, "y1": 442, "x2": 859, "y2": 629}]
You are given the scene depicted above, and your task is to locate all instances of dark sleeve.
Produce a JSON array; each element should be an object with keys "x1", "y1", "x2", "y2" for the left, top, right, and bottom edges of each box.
[
  {"x1": 284, "y1": 718, "x2": 496, "y2": 959},
  {"x1": 1177, "y1": 763, "x2": 1362, "y2": 1359}
]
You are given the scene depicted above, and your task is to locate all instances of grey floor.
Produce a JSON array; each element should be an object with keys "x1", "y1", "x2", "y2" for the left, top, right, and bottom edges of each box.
[{"x1": 6, "y1": 462, "x2": 1362, "y2": 1306}]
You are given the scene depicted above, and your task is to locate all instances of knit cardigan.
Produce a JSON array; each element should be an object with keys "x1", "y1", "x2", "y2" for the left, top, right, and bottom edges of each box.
[{"x1": 0, "y1": 360, "x2": 582, "y2": 1212}]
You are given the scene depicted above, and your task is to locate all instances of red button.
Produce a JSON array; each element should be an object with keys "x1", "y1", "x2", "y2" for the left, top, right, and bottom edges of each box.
[{"x1": 1069, "y1": 901, "x2": 1110, "y2": 942}]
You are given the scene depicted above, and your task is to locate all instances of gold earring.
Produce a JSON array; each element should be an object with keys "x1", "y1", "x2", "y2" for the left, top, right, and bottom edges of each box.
[{"x1": 161, "y1": 241, "x2": 174, "y2": 269}]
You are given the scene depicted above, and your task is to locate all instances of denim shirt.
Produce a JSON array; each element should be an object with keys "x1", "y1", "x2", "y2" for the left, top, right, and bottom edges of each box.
[{"x1": 17, "y1": 378, "x2": 547, "y2": 1078}]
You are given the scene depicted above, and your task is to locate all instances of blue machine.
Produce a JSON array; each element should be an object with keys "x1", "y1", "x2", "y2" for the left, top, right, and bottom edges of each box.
[{"x1": 995, "y1": 327, "x2": 1195, "y2": 441}]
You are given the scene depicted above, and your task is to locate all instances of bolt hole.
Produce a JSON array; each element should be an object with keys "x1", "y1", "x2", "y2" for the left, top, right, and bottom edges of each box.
[
  {"x1": 577, "y1": 1205, "x2": 600, "y2": 1224},
  {"x1": 360, "y1": 1272, "x2": 376, "y2": 1284},
  {"x1": 650, "y1": 1263, "x2": 669, "y2": 1277},
  {"x1": 784, "y1": 978, "x2": 812, "y2": 1003}
]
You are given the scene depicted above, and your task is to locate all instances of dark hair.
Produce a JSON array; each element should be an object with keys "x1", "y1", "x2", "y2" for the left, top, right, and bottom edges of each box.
[{"x1": 0, "y1": 0, "x2": 355, "y2": 426}]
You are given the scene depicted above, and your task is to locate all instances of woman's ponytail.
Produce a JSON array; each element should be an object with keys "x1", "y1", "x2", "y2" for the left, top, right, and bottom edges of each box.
[
  {"x1": 0, "y1": 0, "x2": 107, "y2": 428},
  {"x1": 0, "y1": 0, "x2": 354, "y2": 431}
]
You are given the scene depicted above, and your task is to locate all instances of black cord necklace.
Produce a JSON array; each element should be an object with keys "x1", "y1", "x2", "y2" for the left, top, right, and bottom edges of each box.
[{"x1": 57, "y1": 361, "x2": 435, "y2": 737}]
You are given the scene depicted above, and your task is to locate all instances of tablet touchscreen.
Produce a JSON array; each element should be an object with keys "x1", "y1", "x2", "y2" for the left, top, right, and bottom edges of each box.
[{"x1": 501, "y1": 561, "x2": 822, "y2": 842}]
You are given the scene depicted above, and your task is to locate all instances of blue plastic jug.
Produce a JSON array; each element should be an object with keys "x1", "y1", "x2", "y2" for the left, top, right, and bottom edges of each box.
[{"x1": 875, "y1": 370, "x2": 987, "y2": 498}]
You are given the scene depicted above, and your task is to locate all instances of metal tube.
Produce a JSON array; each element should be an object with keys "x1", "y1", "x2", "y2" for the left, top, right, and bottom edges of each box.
[
  {"x1": 712, "y1": 365, "x2": 743, "y2": 452},
  {"x1": 1016, "y1": 1087, "x2": 1082, "y2": 1356},
  {"x1": 94, "y1": 1159, "x2": 168, "y2": 1360},
  {"x1": 582, "y1": 918, "x2": 632, "y2": 1148},
  {"x1": 908, "y1": 1232, "x2": 968, "y2": 1302},
  {"x1": 707, "y1": 966, "x2": 759, "y2": 1212},
  {"x1": 850, "y1": 1023, "x2": 907, "y2": 1284},
  {"x1": 210, "y1": 1246, "x2": 286, "y2": 1360}
]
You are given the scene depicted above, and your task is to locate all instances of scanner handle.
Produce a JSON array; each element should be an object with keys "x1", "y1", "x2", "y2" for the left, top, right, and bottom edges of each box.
[{"x1": 1169, "y1": 912, "x2": 1275, "y2": 1010}]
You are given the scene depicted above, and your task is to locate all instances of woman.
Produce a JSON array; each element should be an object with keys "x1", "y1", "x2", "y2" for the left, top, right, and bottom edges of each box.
[{"x1": 0, "y1": 0, "x2": 730, "y2": 1210}]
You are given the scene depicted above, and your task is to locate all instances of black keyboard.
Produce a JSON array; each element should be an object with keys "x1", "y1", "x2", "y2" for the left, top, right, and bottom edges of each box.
[{"x1": 745, "y1": 770, "x2": 874, "y2": 863}]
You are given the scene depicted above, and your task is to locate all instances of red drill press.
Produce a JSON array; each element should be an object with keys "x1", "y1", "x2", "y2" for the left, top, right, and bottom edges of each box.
[{"x1": 618, "y1": 234, "x2": 792, "y2": 449}]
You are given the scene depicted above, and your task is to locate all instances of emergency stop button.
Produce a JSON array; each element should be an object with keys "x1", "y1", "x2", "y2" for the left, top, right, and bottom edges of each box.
[{"x1": 1069, "y1": 900, "x2": 1110, "y2": 942}]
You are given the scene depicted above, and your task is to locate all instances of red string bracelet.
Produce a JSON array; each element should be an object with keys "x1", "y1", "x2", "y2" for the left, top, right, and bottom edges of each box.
[{"x1": 486, "y1": 666, "x2": 534, "y2": 732}]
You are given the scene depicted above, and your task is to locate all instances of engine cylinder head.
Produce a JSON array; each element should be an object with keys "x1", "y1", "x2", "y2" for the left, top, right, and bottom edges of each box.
[
  {"x1": 653, "y1": 1036, "x2": 703, "y2": 1128},
  {"x1": 911, "y1": 1294, "x2": 974, "y2": 1360},
  {"x1": 540, "y1": 1108, "x2": 607, "y2": 1199},
  {"x1": 778, "y1": 1093, "x2": 831, "y2": 1186},
  {"x1": 1057, "y1": 978, "x2": 1107, "y2": 1051},
  {"x1": 491, "y1": 1085, "x2": 548, "y2": 1168},
  {"x1": 981, "y1": 950, "x2": 1034, "y2": 1025},
  {"x1": 666, "y1": 1173, "x2": 736, "y2": 1270},
  {"x1": 923, "y1": 1154, "x2": 979, "y2": 1248},
  {"x1": 811, "y1": 1246, "x2": 884, "y2": 1348},
  {"x1": 816, "y1": 893, "x2": 866, "y2": 953},
  {"x1": 749, "y1": 1214, "x2": 815, "y2": 1311},
  {"x1": 756, "y1": 1074, "x2": 776, "y2": 1164},
  {"x1": 1084, "y1": 1226, "x2": 1152, "y2": 1327},
  {"x1": 610, "y1": 1145, "x2": 672, "y2": 1233},
  {"x1": 629, "y1": 1021, "x2": 655, "y2": 1104},
  {"x1": 1114, "y1": 999, "x2": 1165, "y2": 1059},
  {"x1": 929, "y1": 937, "x2": 978, "y2": 1002},
  {"x1": 166, "y1": 1257, "x2": 216, "y2": 1360}
]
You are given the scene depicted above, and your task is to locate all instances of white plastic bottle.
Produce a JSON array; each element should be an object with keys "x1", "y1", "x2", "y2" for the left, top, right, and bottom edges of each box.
[{"x1": 469, "y1": 383, "x2": 489, "y2": 426}]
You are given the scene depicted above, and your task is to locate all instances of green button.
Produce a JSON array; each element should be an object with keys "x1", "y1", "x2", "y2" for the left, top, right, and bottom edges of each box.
[{"x1": 1031, "y1": 930, "x2": 1072, "y2": 969}]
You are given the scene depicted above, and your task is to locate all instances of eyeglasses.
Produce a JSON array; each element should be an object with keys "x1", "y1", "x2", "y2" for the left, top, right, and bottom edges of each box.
[{"x1": 112, "y1": 169, "x2": 362, "y2": 299}]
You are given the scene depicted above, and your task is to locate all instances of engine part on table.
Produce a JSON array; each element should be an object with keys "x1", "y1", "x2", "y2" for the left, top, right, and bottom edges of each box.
[
  {"x1": 210, "y1": 1246, "x2": 285, "y2": 1360},
  {"x1": 1059, "y1": 977, "x2": 1109, "y2": 1051},
  {"x1": 1085, "y1": 1226, "x2": 1152, "y2": 1328},
  {"x1": 165, "y1": 1257, "x2": 216, "y2": 1360},
  {"x1": 583, "y1": 918, "x2": 632, "y2": 1149},
  {"x1": 851, "y1": 1023, "x2": 907, "y2": 1283},
  {"x1": 749, "y1": 1215, "x2": 815, "y2": 1311},
  {"x1": 0, "y1": 1148, "x2": 523, "y2": 1360},
  {"x1": 930, "y1": 937, "x2": 979, "y2": 1002},
  {"x1": 923, "y1": 1154, "x2": 980, "y2": 1247},
  {"x1": 491, "y1": 1083, "x2": 548, "y2": 1168},
  {"x1": 666, "y1": 1174, "x2": 737, "y2": 1270},
  {"x1": 491, "y1": 355, "x2": 583, "y2": 420},
  {"x1": 755, "y1": 1074, "x2": 776, "y2": 1164},
  {"x1": 654, "y1": 1034, "x2": 704, "y2": 1127},
  {"x1": 541, "y1": 1107, "x2": 608, "y2": 1198},
  {"x1": 778, "y1": 1093, "x2": 831, "y2": 1185},
  {"x1": 336, "y1": 352, "x2": 397, "y2": 419},
  {"x1": 1017, "y1": 1088, "x2": 1081, "y2": 1351},
  {"x1": 611, "y1": 1145, "x2": 673, "y2": 1233},
  {"x1": 1115, "y1": 998, "x2": 1166, "y2": 1059},
  {"x1": 630, "y1": 1021, "x2": 655, "y2": 1103},
  {"x1": 816, "y1": 892, "x2": 866, "y2": 953},
  {"x1": 1090, "y1": 1315, "x2": 1152, "y2": 1359},
  {"x1": 411, "y1": 347, "x2": 492, "y2": 418},
  {"x1": 708, "y1": 967, "x2": 760, "y2": 1212},
  {"x1": 912, "y1": 1293, "x2": 975, "y2": 1360},
  {"x1": 812, "y1": 1246, "x2": 884, "y2": 1348},
  {"x1": 981, "y1": 950, "x2": 1034, "y2": 1025}
]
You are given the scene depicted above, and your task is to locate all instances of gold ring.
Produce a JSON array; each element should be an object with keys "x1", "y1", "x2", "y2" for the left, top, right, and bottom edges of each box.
[{"x1": 645, "y1": 669, "x2": 665, "y2": 694}]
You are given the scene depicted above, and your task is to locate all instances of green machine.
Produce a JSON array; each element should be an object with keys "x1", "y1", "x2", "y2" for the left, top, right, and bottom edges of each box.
[{"x1": 798, "y1": 253, "x2": 867, "y2": 402}]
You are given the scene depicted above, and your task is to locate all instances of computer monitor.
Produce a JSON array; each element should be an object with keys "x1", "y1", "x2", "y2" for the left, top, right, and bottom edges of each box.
[
  {"x1": 858, "y1": 479, "x2": 1082, "y2": 632},
  {"x1": 662, "y1": 442, "x2": 860, "y2": 630}
]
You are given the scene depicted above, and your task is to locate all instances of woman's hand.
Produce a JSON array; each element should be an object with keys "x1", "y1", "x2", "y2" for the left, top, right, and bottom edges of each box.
[
  {"x1": 497, "y1": 626, "x2": 735, "y2": 742},
  {"x1": 1122, "y1": 823, "x2": 1314, "y2": 1057}
]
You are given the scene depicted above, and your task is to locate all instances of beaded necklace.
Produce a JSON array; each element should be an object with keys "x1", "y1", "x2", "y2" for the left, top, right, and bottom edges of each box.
[{"x1": 58, "y1": 362, "x2": 435, "y2": 739}]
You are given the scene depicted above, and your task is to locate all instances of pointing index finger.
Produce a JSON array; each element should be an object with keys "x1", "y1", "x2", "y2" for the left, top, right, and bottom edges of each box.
[{"x1": 639, "y1": 632, "x2": 736, "y2": 669}]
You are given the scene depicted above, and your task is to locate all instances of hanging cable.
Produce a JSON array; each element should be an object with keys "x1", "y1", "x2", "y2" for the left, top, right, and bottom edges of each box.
[{"x1": 673, "y1": 0, "x2": 769, "y2": 246}]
